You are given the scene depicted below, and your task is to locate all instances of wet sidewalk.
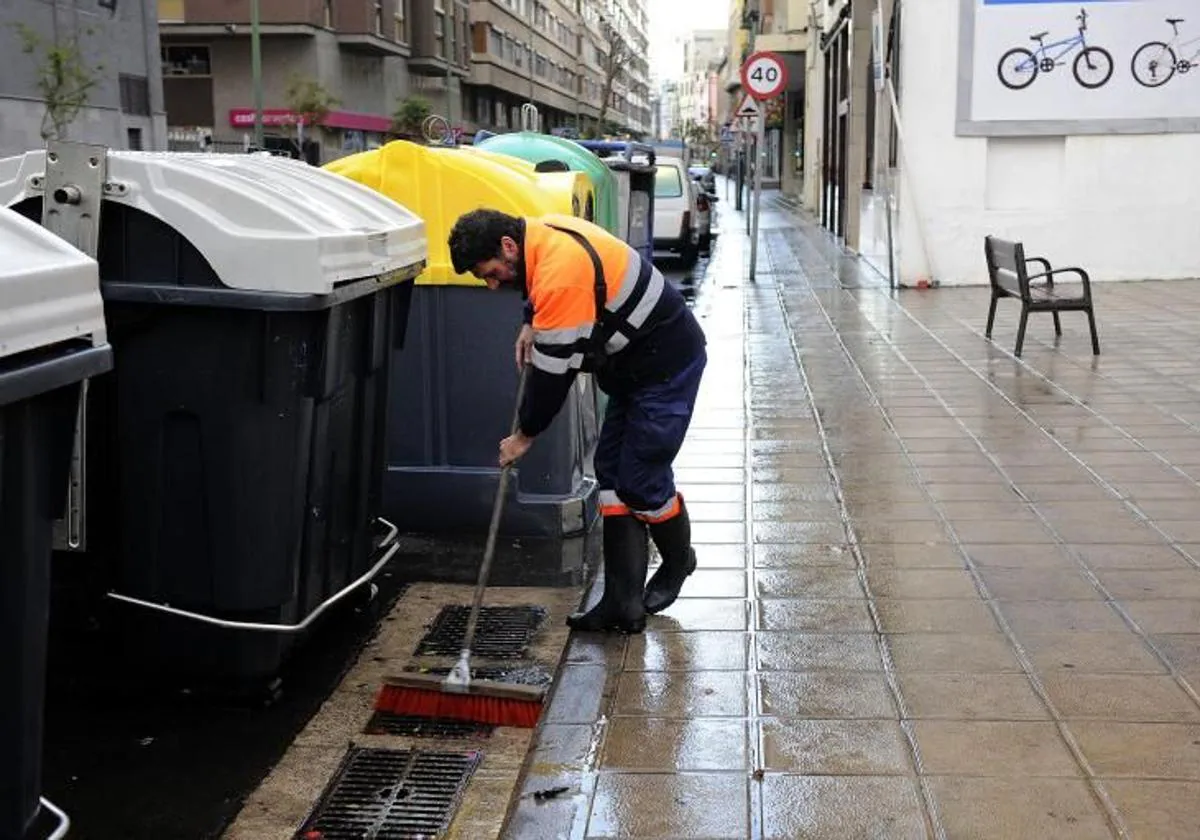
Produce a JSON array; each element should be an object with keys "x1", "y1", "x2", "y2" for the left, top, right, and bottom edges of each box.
[{"x1": 503, "y1": 187, "x2": 1200, "y2": 838}]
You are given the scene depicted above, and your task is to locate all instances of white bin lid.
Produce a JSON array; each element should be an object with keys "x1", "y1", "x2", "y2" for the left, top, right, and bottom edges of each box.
[
  {"x1": 0, "y1": 204, "x2": 106, "y2": 361},
  {"x1": 0, "y1": 150, "x2": 427, "y2": 296}
]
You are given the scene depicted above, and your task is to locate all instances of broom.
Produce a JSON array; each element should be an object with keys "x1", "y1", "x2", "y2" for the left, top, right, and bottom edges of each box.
[{"x1": 374, "y1": 363, "x2": 546, "y2": 728}]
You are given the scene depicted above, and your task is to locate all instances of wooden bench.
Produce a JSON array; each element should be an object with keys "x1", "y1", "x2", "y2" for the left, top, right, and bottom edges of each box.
[{"x1": 984, "y1": 236, "x2": 1100, "y2": 358}]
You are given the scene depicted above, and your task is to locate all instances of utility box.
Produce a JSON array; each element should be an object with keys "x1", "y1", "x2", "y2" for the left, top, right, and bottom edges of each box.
[
  {"x1": 0, "y1": 201, "x2": 112, "y2": 840},
  {"x1": 0, "y1": 148, "x2": 428, "y2": 686}
]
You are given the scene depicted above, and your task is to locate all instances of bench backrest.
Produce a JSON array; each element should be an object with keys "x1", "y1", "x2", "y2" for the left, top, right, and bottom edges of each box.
[{"x1": 984, "y1": 235, "x2": 1031, "y2": 301}]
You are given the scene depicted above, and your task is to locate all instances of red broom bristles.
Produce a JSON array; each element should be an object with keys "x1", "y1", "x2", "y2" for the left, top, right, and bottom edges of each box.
[{"x1": 375, "y1": 684, "x2": 543, "y2": 729}]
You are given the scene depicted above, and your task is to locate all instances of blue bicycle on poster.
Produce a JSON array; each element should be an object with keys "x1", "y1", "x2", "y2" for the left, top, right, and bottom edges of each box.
[{"x1": 997, "y1": 7, "x2": 1114, "y2": 90}]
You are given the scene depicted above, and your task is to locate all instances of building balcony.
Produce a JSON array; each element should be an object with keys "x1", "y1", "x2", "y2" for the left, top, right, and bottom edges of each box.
[
  {"x1": 336, "y1": 32, "x2": 411, "y2": 56},
  {"x1": 754, "y1": 30, "x2": 808, "y2": 54},
  {"x1": 408, "y1": 55, "x2": 471, "y2": 76}
]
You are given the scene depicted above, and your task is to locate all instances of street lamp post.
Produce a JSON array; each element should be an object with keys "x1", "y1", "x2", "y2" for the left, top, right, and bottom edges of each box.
[{"x1": 251, "y1": 0, "x2": 263, "y2": 147}]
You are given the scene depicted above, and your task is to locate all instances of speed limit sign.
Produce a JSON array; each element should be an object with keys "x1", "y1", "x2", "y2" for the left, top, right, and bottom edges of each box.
[{"x1": 740, "y1": 51, "x2": 787, "y2": 101}]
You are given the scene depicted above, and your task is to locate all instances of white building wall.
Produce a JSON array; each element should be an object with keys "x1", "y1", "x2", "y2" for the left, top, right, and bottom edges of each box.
[{"x1": 898, "y1": 0, "x2": 1200, "y2": 286}]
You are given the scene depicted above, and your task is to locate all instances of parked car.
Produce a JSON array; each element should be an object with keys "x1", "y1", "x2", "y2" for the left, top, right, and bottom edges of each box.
[
  {"x1": 688, "y1": 164, "x2": 716, "y2": 194},
  {"x1": 689, "y1": 172, "x2": 718, "y2": 256},
  {"x1": 653, "y1": 156, "x2": 700, "y2": 267}
]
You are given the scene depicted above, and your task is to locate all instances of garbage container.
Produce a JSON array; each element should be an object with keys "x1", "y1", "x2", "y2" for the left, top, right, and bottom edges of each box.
[
  {"x1": 324, "y1": 141, "x2": 601, "y2": 539},
  {"x1": 455, "y1": 146, "x2": 596, "y2": 224},
  {"x1": 475, "y1": 132, "x2": 620, "y2": 236},
  {"x1": 0, "y1": 148, "x2": 427, "y2": 686},
  {"x1": 0, "y1": 205, "x2": 112, "y2": 840},
  {"x1": 575, "y1": 141, "x2": 658, "y2": 266}
]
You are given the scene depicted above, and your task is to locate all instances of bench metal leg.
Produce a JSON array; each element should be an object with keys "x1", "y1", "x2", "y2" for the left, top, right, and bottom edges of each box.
[
  {"x1": 986, "y1": 295, "x2": 999, "y2": 339},
  {"x1": 1014, "y1": 307, "x2": 1030, "y2": 357},
  {"x1": 1052, "y1": 311, "x2": 1062, "y2": 336},
  {"x1": 1087, "y1": 308, "x2": 1100, "y2": 355}
]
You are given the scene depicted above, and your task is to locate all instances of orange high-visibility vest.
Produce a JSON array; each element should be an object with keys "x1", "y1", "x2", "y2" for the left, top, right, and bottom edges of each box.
[{"x1": 523, "y1": 214, "x2": 665, "y2": 375}]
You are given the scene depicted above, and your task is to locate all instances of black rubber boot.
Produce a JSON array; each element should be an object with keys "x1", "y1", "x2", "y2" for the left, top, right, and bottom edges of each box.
[
  {"x1": 643, "y1": 496, "x2": 697, "y2": 615},
  {"x1": 567, "y1": 514, "x2": 649, "y2": 633}
]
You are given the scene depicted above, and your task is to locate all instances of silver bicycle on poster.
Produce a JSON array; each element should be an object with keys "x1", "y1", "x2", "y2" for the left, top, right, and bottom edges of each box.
[
  {"x1": 1132, "y1": 18, "x2": 1200, "y2": 87},
  {"x1": 997, "y1": 7, "x2": 1114, "y2": 90}
]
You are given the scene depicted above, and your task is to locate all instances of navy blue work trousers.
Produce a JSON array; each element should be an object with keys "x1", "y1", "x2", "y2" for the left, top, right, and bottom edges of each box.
[{"x1": 595, "y1": 350, "x2": 707, "y2": 521}]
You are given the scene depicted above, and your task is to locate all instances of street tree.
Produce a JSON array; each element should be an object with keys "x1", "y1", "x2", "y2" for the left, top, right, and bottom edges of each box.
[
  {"x1": 11, "y1": 22, "x2": 103, "y2": 141},
  {"x1": 284, "y1": 74, "x2": 338, "y2": 155},
  {"x1": 596, "y1": 12, "x2": 632, "y2": 133},
  {"x1": 392, "y1": 95, "x2": 432, "y2": 139}
]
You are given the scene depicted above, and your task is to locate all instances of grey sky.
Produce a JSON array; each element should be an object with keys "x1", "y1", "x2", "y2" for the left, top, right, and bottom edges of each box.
[{"x1": 648, "y1": 0, "x2": 730, "y2": 79}]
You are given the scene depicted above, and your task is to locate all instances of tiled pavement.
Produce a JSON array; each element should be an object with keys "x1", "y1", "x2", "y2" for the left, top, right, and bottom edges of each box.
[{"x1": 502, "y1": 187, "x2": 1200, "y2": 839}]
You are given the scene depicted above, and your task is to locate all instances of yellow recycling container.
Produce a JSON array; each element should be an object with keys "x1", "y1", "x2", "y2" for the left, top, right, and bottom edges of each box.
[
  {"x1": 322, "y1": 139, "x2": 602, "y2": 547},
  {"x1": 455, "y1": 146, "x2": 595, "y2": 225},
  {"x1": 325, "y1": 140, "x2": 589, "y2": 287}
]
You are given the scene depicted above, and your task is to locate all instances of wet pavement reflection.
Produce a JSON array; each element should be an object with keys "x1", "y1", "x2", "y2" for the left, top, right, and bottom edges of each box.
[{"x1": 504, "y1": 180, "x2": 1200, "y2": 839}]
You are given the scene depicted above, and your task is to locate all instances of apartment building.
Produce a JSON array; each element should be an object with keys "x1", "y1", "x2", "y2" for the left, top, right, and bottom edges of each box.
[
  {"x1": 0, "y1": 0, "x2": 167, "y2": 157},
  {"x1": 678, "y1": 29, "x2": 725, "y2": 136},
  {"x1": 464, "y1": 0, "x2": 651, "y2": 138},
  {"x1": 657, "y1": 79, "x2": 680, "y2": 141},
  {"x1": 156, "y1": 0, "x2": 470, "y2": 161}
]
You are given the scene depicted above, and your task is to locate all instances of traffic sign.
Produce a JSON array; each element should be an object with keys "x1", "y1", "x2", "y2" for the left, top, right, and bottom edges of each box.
[
  {"x1": 740, "y1": 51, "x2": 788, "y2": 101},
  {"x1": 734, "y1": 95, "x2": 760, "y2": 120}
]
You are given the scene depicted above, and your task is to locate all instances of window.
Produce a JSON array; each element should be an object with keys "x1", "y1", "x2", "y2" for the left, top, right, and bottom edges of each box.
[
  {"x1": 654, "y1": 164, "x2": 683, "y2": 198},
  {"x1": 160, "y1": 45, "x2": 210, "y2": 76},
  {"x1": 394, "y1": 0, "x2": 408, "y2": 42},
  {"x1": 126, "y1": 127, "x2": 143, "y2": 150},
  {"x1": 489, "y1": 26, "x2": 504, "y2": 55},
  {"x1": 119, "y1": 74, "x2": 150, "y2": 116},
  {"x1": 374, "y1": 2, "x2": 383, "y2": 36}
]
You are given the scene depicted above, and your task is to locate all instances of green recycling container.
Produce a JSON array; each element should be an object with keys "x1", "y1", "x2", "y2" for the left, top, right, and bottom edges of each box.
[{"x1": 476, "y1": 132, "x2": 620, "y2": 236}]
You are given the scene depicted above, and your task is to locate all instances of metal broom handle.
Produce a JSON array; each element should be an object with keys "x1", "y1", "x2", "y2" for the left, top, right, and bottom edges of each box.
[{"x1": 462, "y1": 362, "x2": 530, "y2": 653}]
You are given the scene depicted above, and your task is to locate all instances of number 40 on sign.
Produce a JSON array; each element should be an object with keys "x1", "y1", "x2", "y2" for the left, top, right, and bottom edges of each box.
[{"x1": 740, "y1": 51, "x2": 788, "y2": 101}]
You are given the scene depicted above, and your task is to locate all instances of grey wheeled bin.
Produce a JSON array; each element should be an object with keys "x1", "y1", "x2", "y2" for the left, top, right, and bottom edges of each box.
[
  {"x1": 0, "y1": 204, "x2": 112, "y2": 840},
  {"x1": 0, "y1": 147, "x2": 427, "y2": 688},
  {"x1": 575, "y1": 140, "x2": 658, "y2": 266}
]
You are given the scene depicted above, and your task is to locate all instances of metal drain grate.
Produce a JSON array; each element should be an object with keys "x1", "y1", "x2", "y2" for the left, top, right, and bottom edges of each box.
[
  {"x1": 414, "y1": 606, "x2": 547, "y2": 660},
  {"x1": 364, "y1": 712, "x2": 495, "y2": 739},
  {"x1": 296, "y1": 747, "x2": 480, "y2": 840}
]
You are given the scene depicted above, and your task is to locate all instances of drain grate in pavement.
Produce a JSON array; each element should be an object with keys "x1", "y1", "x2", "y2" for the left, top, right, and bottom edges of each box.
[
  {"x1": 414, "y1": 606, "x2": 548, "y2": 660},
  {"x1": 295, "y1": 747, "x2": 480, "y2": 840},
  {"x1": 364, "y1": 712, "x2": 495, "y2": 739}
]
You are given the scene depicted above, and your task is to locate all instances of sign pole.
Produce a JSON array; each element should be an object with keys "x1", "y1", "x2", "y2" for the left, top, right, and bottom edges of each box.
[
  {"x1": 749, "y1": 110, "x2": 765, "y2": 281},
  {"x1": 740, "y1": 50, "x2": 786, "y2": 283},
  {"x1": 739, "y1": 131, "x2": 748, "y2": 236}
]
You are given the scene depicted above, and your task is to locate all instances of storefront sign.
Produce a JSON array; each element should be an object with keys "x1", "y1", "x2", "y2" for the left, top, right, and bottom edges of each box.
[
  {"x1": 229, "y1": 109, "x2": 393, "y2": 133},
  {"x1": 958, "y1": 0, "x2": 1200, "y2": 135}
]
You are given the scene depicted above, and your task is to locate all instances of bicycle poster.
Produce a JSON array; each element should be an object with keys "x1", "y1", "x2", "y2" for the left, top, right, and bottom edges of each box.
[{"x1": 957, "y1": 0, "x2": 1200, "y2": 135}]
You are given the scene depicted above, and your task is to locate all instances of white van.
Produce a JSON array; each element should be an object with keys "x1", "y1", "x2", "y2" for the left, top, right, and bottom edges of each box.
[{"x1": 652, "y1": 155, "x2": 700, "y2": 268}]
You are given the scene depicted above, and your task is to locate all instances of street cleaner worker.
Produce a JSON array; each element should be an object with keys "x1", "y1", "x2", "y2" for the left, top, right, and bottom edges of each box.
[{"x1": 448, "y1": 209, "x2": 707, "y2": 633}]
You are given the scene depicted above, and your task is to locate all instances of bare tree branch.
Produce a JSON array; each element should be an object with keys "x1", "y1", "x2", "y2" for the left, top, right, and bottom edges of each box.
[{"x1": 596, "y1": 13, "x2": 632, "y2": 132}]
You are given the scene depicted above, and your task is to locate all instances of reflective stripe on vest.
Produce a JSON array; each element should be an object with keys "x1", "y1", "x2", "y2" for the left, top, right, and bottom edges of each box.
[{"x1": 531, "y1": 244, "x2": 665, "y2": 375}]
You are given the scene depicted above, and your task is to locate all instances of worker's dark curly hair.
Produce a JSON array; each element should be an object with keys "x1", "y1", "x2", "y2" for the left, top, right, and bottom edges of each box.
[{"x1": 448, "y1": 209, "x2": 524, "y2": 275}]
